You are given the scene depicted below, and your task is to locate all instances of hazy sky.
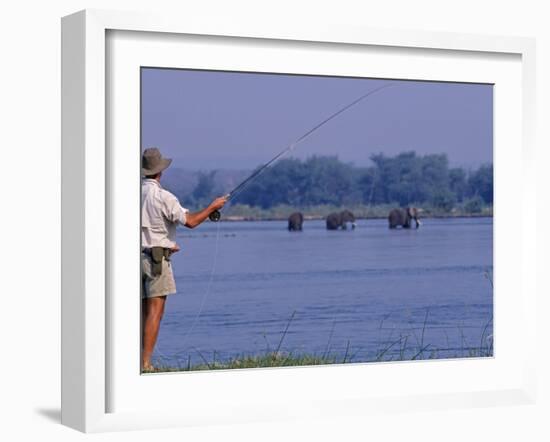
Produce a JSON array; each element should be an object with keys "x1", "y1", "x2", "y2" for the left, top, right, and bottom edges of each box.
[{"x1": 141, "y1": 68, "x2": 493, "y2": 170}]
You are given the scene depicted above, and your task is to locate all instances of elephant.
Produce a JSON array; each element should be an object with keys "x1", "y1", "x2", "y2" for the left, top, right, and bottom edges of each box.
[
  {"x1": 288, "y1": 212, "x2": 304, "y2": 231},
  {"x1": 388, "y1": 207, "x2": 421, "y2": 229},
  {"x1": 326, "y1": 210, "x2": 356, "y2": 230}
]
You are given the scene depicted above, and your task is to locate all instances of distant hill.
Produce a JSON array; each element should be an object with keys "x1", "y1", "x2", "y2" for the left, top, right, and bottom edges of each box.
[{"x1": 161, "y1": 168, "x2": 250, "y2": 206}]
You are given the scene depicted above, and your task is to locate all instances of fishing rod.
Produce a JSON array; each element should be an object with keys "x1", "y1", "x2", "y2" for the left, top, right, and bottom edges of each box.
[{"x1": 208, "y1": 82, "x2": 395, "y2": 222}]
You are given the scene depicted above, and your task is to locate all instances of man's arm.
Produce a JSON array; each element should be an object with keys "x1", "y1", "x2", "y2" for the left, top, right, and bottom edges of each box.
[{"x1": 184, "y1": 195, "x2": 228, "y2": 229}]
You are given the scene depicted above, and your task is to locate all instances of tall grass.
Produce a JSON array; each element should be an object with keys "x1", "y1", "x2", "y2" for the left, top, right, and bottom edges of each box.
[{"x1": 145, "y1": 305, "x2": 494, "y2": 373}]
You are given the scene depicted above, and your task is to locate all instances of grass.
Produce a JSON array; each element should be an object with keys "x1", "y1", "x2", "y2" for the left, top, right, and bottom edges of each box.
[{"x1": 144, "y1": 304, "x2": 494, "y2": 374}]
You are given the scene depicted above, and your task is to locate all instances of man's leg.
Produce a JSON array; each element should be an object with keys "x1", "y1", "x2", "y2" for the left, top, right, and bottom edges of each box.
[{"x1": 141, "y1": 295, "x2": 167, "y2": 370}]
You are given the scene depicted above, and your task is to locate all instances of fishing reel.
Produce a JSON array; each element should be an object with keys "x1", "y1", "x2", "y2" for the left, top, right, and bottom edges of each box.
[{"x1": 209, "y1": 210, "x2": 221, "y2": 222}]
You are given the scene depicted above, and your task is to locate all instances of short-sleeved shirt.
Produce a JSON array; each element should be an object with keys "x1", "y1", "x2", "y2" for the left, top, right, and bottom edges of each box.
[{"x1": 141, "y1": 178, "x2": 189, "y2": 249}]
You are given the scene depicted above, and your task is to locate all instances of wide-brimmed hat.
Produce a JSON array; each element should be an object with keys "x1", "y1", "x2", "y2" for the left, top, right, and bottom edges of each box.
[{"x1": 141, "y1": 147, "x2": 172, "y2": 176}]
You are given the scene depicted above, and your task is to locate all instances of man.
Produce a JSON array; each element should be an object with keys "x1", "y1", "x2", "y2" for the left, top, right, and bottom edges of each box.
[{"x1": 141, "y1": 147, "x2": 227, "y2": 372}]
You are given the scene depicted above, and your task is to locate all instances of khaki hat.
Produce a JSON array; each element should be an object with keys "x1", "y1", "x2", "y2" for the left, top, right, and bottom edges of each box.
[{"x1": 141, "y1": 147, "x2": 172, "y2": 176}]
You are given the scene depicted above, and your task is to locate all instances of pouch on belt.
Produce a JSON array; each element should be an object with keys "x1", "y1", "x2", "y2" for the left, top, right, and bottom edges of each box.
[{"x1": 150, "y1": 247, "x2": 171, "y2": 277}]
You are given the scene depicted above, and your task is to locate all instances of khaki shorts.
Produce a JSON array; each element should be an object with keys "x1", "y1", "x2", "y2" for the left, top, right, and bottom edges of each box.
[{"x1": 141, "y1": 252, "x2": 177, "y2": 298}]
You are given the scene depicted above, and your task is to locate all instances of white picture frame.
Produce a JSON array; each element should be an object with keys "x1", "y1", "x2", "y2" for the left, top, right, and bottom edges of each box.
[{"x1": 61, "y1": 9, "x2": 537, "y2": 433}]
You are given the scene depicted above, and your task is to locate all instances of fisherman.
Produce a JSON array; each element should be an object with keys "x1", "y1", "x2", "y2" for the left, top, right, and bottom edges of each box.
[{"x1": 141, "y1": 147, "x2": 228, "y2": 372}]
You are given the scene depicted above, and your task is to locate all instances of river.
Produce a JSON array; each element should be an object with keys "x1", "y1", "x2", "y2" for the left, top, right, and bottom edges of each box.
[{"x1": 152, "y1": 217, "x2": 493, "y2": 368}]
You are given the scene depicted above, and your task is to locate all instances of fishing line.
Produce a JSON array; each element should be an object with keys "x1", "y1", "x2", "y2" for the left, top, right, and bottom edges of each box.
[{"x1": 178, "y1": 218, "x2": 223, "y2": 349}]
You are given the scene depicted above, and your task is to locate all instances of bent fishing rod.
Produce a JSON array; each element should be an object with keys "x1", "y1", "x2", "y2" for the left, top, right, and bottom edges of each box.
[{"x1": 208, "y1": 82, "x2": 395, "y2": 222}]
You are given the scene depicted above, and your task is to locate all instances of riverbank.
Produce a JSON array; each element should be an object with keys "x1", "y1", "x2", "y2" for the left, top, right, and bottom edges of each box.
[
  {"x1": 145, "y1": 309, "x2": 493, "y2": 374},
  {"x1": 217, "y1": 203, "x2": 493, "y2": 222},
  {"x1": 161, "y1": 222, "x2": 493, "y2": 374},
  {"x1": 145, "y1": 342, "x2": 493, "y2": 373}
]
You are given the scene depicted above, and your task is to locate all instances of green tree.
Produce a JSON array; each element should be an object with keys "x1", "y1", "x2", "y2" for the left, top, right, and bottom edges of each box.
[
  {"x1": 191, "y1": 170, "x2": 216, "y2": 206},
  {"x1": 449, "y1": 168, "x2": 468, "y2": 202},
  {"x1": 230, "y1": 153, "x2": 492, "y2": 212},
  {"x1": 431, "y1": 188, "x2": 457, "y2": 212},
  {"x1": 358, "y1": 167, "x2": 380, "y2": 205},
  {"x1": 237, "y1": 158, "x2": 308, "y2": 208},
  {"x1": 301, "y1": 156, "x2": 354, "y2": 206},
  {"x1": 467, "y1": 164, "x2": 493, "y2": 204},
  {"x1": 366, "y1": 151, "x2": 451, "y2": 206}
]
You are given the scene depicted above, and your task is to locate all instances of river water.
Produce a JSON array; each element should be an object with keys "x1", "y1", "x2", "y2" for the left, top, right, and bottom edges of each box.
[{"x1": 153, "y1": 217, "x2": 493, "y2": 368}]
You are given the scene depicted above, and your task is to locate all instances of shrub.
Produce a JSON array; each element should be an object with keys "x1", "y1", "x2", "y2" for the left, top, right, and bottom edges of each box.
[
  {"x1": 463, "y1": 195, "x2": 484, "y2": 213},
  {"x1": 431, "y1": 189, "x2": 456, "y2": 212}
]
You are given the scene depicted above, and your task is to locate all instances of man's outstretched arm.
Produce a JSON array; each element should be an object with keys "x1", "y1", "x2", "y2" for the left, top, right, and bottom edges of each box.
[{"x1": 184, "y1": 195, "x2": 228, "y2": 229}]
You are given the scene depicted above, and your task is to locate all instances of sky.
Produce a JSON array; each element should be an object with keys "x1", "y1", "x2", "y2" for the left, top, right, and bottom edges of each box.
[{"x1": 141, "y1": 68, "x2": 493, "y2": 171}]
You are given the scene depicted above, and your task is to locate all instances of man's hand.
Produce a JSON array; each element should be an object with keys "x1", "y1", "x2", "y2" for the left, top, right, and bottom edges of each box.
[
  {"x1": 209, "y1": 195, "x2": 229, "y2": 212},
  {"x1": 170, "y1": 244, "x2": 181, "y2": 254},
  {"x1": 185, "y1": 195, "x2": 229, "y2": 229}
]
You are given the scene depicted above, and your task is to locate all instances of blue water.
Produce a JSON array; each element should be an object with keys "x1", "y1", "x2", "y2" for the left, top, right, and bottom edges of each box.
[{"x1": 153, "y1": 217, "x2": 493, "y2": 368}]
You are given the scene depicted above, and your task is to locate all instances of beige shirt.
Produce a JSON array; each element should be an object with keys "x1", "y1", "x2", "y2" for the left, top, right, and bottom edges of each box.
[{"x1": 141, "y1": 178, "x2": 189, "y2": 249}]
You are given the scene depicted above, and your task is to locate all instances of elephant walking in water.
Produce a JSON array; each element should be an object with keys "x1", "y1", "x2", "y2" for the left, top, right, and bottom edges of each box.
[
  {"x1": 288, "y1": 212, "x2": 304, "y2": 231},
  {"x1": 388, "y1": 207, "x2": 421, "y2": 229},
  {"x1": 326, "y1": 210, "x2": 356, "y2": 230}
]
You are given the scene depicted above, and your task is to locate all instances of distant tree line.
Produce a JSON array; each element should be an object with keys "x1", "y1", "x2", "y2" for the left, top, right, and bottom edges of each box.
[{"x1": 183, "y1": 152, "x2": 493, "y2": 213}]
